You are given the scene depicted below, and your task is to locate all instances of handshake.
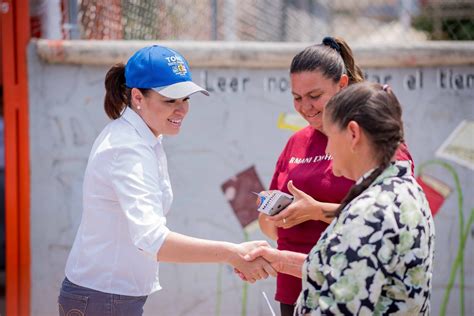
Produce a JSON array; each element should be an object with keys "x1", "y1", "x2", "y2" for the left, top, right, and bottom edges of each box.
[
  {"x1": 221, "y1": 181, "x2": 320, "y2": 283},
  {"x1": 229, "y1": 240, "x2": 282, "y2": 283}
]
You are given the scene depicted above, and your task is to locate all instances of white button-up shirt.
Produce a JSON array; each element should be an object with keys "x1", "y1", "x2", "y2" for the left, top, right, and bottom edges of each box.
[{"x1": 65, "y1": 107, "x2": 173, "y2": 296}]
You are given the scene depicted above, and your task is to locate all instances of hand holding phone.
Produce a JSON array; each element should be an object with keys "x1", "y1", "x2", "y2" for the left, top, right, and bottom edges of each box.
[{"x1": 254, "y1": 190, "x2": 294, "y2": 216}]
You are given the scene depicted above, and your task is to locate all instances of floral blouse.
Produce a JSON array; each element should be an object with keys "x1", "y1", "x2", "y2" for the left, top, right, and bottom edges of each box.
[{"x1": 295, "y1": 161, "x2": 435, "y2": 315}]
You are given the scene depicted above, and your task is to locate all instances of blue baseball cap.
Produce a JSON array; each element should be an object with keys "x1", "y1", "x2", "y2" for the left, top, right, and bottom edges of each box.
[{"x1": 125, "y1": 45, "x2": 209, "y2": 99}]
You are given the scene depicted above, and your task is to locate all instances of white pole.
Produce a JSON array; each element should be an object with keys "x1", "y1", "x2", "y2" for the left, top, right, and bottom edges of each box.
[
  {"x1": 41, "y1": 0, "x2": 62, "y2": 39},
  {"x1": 400, "y1": 0, "x2": 413, "y2": 32},
  {"x1": 223, "y1": 0, "x2": 237, "y2": 41}
]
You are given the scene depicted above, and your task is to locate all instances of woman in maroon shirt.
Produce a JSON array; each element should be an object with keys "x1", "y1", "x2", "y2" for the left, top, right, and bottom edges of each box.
[{"x1": 258, "y1": 37, "x2": 413, "y2": 316}]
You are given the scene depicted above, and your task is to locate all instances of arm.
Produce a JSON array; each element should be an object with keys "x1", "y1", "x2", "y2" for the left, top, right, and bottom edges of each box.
[
  {"x1": 258, "y1": 212, "x2": 278, "y2": 240},
  {"x1": 158, "y1": 232, "x2": 277, "y2": 282},
  {"x1": 157, "y1": 231, "x2": 242, "y2": 263},
  {"x1": 275, "y1": 251, "x2": 306, "y2": 278},
  {"x1": 109, "y1": 145, "x2": 276, "y2": 282}
]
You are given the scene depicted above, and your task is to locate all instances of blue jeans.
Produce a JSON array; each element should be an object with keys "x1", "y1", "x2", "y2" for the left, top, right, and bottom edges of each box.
[{"x1": 58, "y1": 278, "x2": 148, "y2": 316}]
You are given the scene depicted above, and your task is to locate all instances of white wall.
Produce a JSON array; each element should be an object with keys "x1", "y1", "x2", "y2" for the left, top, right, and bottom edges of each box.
[{"x1": 28, "y1": 42, "x2": 474, "y2": 316}]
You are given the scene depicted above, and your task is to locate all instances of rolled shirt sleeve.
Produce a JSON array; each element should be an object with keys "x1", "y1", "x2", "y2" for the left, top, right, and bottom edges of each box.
[{"x1": 109, "y1": 143, "x2": 170, "y2": 258}]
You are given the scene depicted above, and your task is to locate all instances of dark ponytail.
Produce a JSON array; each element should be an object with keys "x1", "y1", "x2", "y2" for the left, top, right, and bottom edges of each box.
[
  {"x1": 290, "y1": 36, "x2": 363, "y2": 85},
  {"x1": 104, "y1": 63, "x2": 129, "y2": 119},
  {"x1": 324, "y1": 82, "x2": 404, "y2": 218},
  {"x1": 334, "y1": 37, "x2": 364, "y2": 84}
]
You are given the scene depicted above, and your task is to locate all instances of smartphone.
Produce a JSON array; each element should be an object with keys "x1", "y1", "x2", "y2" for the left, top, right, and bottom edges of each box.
[{"x1": 256, "y1": 190, "x2": 294, "y2": 216}]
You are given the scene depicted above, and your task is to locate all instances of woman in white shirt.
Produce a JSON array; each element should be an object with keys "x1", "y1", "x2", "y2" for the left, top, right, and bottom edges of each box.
[{"x1": 58, "y1": 45, "x2": 275, "y2": 316}]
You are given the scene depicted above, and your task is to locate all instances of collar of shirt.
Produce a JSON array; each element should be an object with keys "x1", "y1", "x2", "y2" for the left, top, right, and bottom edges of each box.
[
  {"x1": 121, "y1": 106, "x2": 162, "y2": 148},
  {"x1": 355, "y1": 160, "x2": 412, "y2": 186}
]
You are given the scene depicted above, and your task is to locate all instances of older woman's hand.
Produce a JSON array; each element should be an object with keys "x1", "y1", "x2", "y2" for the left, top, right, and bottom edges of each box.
[
  {"x1": 244, "y1": 245, "x2": 285, "y2": 273},
  {"x1": 241, "y1": 245, "x2": 307, "y2": 279},
  {"x1": 233, "y1": 244, "x2": 282, "y2": 282}
]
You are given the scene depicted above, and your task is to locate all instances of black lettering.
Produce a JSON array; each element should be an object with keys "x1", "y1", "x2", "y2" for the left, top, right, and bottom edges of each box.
[
  {"x1": 448, "y1": 70, "x2": 454, "y2": 89},
  {"x1": 467, "y1": 74, "x2": 474, "y2": 89},
  {"x1": 279, "y1": 78, "x2": 289, "y2": 92},
  {"x1": 229, "y1": 78, "x2": 238, "y2": 92},
  {"x1": 217, "y1": 77, "x2": 226, "y2": 92},
  {"x1": 438, "y1": 69, "x2": 447, "y2": 89},
  {"x1": 372, "y1": 75, "x2": 381, "y2": 83},
  {"x1": 271, "y1": 77, "x2": 277, "y2": 89},
  {"x1": 454, "y1": 74, "x2": 464, "y2": 89},
  {"x1": 405, "y1": 74, "x2": 416, "y2": 90},
  {"x1": 242, "y1": 77, "x2": 250, "y2": 92},
  {"x1": 364, "y1": 72, "x2": 393, "y2": 85},
  {"x1": 418, "y1": 70, "x2": 423, "y2": 89},
  {"x1": 266, "y1": 77, "x2": 277, "y2": 91},
  {"x1": 201, "y1": 71, "x2": 214, "y2": 92}
]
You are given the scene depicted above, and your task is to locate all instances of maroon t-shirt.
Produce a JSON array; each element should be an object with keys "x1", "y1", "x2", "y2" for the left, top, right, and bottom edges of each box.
[{"x1": 269, "y1": 126, "x2": 414, "y2": 305}]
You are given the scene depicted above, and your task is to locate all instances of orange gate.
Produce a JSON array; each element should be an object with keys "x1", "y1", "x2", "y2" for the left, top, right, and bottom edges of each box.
[{"x1": 1, "y1": 0, "x2": 31, "y2": 315}]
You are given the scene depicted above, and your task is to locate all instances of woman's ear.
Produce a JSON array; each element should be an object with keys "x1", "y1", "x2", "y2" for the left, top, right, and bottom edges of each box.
[
  {"x1": 347, "y1": 120, "x2": 361, "y2": 152},
  {"x1": 339, "y1": 74, "x2": 349, "y2": 90},
  {"x1": 131, "y1": 88, "x2": 144, "y2": 109}
]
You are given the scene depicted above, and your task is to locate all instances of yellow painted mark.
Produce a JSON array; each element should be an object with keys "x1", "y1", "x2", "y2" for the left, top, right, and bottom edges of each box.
[{"x1": 277, "y1": 113, "x2": 308, "y2": 132}]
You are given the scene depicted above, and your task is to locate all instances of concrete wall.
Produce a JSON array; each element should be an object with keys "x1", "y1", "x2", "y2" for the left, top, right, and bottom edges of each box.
[{"x1": 29, "y1": 40, "x2": 474, "y2": 316}]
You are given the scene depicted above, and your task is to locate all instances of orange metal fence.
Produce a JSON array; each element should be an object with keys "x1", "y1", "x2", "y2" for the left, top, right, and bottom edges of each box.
[{"x1": 1, "y1": 0, "x2": 31, "y2": 315}]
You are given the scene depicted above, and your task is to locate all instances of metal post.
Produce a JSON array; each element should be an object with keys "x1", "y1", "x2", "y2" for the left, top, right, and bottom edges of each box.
[
  {"x1": 400, "y1": 0, "x2": 412, "y2": 32},
  {"x1": 433, "y1": 0, "x2": 443, "y2": 40},
  {"x1": 66, "y1": 0, "x2": 80, "y2": 39},
  {"x1": 280, "y1": 0, "x2": 288, "y2": 42},
  {"x1": 223, "y1": 0, "x2": 237, "y2": 41},
  {"x1": 211, "y1": 0, "x2": 218, "y2": 40},
  {"x1": 1, "y1": 0, "x2": 31, "y2": 315}
]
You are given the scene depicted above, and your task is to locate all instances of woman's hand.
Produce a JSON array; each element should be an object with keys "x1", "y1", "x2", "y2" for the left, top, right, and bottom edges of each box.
[
  {"x1": 233, "y1": 244, "x2": 283, "y2": 281},
  {"x1": 256, "y1": 190, "x2": 279, "y2": 240},
  {"x1": 239, "y1": 245, "x2": 307, "y2": 279},
  {"x1": 244, "y1": 245, "x2": 285, "y2": 273},
  {"x1": 268, "y1": 181, "x2": 325, "y2": 228},
  {"x1": 228, "y1": 241, "x2": 277, "y2": 283}
]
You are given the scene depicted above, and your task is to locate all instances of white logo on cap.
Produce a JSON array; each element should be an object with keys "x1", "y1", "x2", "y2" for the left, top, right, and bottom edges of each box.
[{"x1": 165, "y1": 55, "x2": 188, "y2": 76}]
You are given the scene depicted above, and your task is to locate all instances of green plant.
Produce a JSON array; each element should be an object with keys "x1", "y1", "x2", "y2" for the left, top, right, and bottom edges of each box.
[
  {"x1": 418, "y1": 160, "x2": 473, "y2": 316},
  {"x1": 412, "y1": 12, "x2": 474, "y2": 40}
]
